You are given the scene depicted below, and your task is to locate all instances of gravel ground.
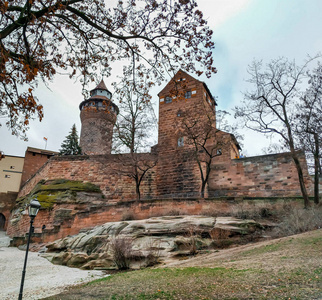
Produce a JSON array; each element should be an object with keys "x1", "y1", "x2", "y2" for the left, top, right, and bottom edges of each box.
[{"x1": 0, "y1": 232, "x2": 107, "y2": 300}]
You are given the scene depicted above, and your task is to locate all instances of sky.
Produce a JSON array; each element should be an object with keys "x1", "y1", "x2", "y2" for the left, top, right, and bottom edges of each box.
[{"x1": 1, "y1": 0, "x2": 322, "y2": 157}]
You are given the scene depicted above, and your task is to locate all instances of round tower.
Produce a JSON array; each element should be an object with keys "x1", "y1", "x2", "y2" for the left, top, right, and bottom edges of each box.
[{"x1": 79, "y1": 80, "x2": 119, "y2": 155}]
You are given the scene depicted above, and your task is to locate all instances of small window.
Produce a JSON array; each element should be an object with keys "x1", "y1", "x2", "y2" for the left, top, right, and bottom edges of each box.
[
  {"x1": 10, "y1": 166, "x2": 15, "y2": 169},
  {"x1": 216, "y1": 149, "x2": 222, "y2": 155},
  {"x1": 5, "y1": 174, "x2": 10, "y2": 178},
  {"x1": 178, "y1": 137, "x2": 184, "y2": 147},
  {"x1": 32, "y1": 153, "x2": 36, "y2": 156},
  {"x1": 184, "y1": 91, "x2": 192, "y2": 99},
  {"x1": 165, "y1": 96, "x2": 172, "y2": 103},
  {"x1": 177, "y1": 110, "x2": 182, "y2": 117},
  {"x1": 98, "y1": 102, "x2": 103, "y2": 107}
]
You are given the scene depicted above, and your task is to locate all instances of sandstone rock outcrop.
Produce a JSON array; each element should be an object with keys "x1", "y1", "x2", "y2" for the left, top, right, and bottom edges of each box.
[{"x1": 43, "y1": 215, "x2": 262, "y2": 269}]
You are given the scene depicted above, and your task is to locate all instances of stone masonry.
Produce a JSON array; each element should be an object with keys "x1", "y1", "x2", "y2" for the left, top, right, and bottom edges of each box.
[{"x1": 5, "y1": 70, "x2": 314, "y2": 243}]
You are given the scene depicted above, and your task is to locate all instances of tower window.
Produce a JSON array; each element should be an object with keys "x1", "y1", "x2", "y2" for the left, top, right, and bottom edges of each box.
[
  {"x1": 184, "y1": 91, "x2": 192, "y2": 99},
  {"x1": 165, "y1": 96, "x2": 172, "y2": 103},
  {"x1": 178, "y1": 137, "x2": 184, "y2": 147},
  {"x1": 10, "y1": 166, "x2": 15, "y2": 169},
  {"x1": 5, "y1": 174, "x2": 10, "y2": 178}
]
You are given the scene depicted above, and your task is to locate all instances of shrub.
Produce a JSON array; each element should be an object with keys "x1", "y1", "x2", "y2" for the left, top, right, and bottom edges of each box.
[
  {"x1": 231, "y1": 202, "x2": 274, "y2": 220},
  {"x1": 109, "y1": 236, "x2": 134, "y2": 270},
  {"x1": 121, "y1": 211, "x2": 135, "y2": 221},
  {"x1": 186, "y1": 225, "x2": 202, "y2": 255},
  {"x1": 274, "y1": 205, "x2": 322, "y2": 237}
]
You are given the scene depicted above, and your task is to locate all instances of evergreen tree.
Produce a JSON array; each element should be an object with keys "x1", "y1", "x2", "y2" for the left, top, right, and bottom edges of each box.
[{"x1": 59, "y1": 124, "x2": 82, "y2": 155}]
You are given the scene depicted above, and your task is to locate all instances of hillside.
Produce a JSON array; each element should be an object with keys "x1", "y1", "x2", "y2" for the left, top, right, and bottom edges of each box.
[{"x1": 45, "y1": 228, "x2": 322, "y2": 299}]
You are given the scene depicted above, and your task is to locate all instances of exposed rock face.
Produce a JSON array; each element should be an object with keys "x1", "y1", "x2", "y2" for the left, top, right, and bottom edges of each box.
[{"x1": 43, "y1": 215, "x2": 262, "y2": 269}]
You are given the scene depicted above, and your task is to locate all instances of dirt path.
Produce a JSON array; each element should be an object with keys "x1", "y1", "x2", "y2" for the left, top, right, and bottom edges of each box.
[{"x1": 0, "y1": 235, "x2": 108, "y2": 300}]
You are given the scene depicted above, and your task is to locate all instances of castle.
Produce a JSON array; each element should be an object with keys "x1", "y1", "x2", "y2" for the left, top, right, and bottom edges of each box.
[{"x1": 3, "y1": 70, "x2": 313, "y2": 243}]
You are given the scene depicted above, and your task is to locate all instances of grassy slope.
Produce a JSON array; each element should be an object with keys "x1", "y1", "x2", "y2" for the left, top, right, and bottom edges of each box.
[{"x1": 44, "y1": 229, "x2": 322, "y2": 300}]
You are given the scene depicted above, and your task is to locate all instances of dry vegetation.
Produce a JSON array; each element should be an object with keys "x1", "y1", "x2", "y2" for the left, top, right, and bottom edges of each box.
[{"x1": 43, "y1": 203, "x2": 322, "y2": 300}]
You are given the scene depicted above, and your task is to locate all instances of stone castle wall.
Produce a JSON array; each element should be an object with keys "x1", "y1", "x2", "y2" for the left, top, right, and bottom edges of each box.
[
  {"x1": 8, "y1": 196, "x2": 303, "y2": 244},
  {"x1": 209, "y1": 152, "x2": 313, "y2": 197},
  {"x1": 6, "y1": 71, "x2": 316, "y2": 244},
  {"x1": 9, "y1": 147, "x2": 314, "y2": 244},
  {"x1": 157, "y1": 71, "x2": 217, "y2": 197},
  {"x1": 20, "y1": 150, "x2": 52, "y2": 187},
  {"x1": 80, "y1": 109, "x2": 117, "y2": 155},
  {"x1": 0, "y1": 192, "x2": 18, "y2": 230},
  {"x1": 18, "y1": 153, "x2": 157, "y2": 201}
]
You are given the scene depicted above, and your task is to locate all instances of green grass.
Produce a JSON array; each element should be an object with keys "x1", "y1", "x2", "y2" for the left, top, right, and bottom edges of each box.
[
  {"x1": 44, "y1": 266, "x2": 321, "y2": 299},
  {"x1": 43, "y1": 230, "x2": 322, "y2": 300}
]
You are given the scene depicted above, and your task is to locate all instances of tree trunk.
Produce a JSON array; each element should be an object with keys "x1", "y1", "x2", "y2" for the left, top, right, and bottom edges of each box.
[
  {"x1": 291, "y1": 153, "x2": 310, "y2": 208},
  {"x1": 313, "y1": 133, "x2": 320, "y2": 204},
  {"x1": 136, "y1": 182, "x2": 141, "y2": 200},
  {"x1": 200, "y1": 181, "x2": 206, "y2": 198}
]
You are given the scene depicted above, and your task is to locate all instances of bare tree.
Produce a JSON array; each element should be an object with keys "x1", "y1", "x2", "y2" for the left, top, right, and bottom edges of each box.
[
  {"x1": 180, "y1": 103, "x2": 241, "y2": 198},
  {"x1": 235, "y1": 56, "x2": 320, "y2": 208},
  {"x1": 113, "y1": 69, "x2": 157, "y2": 154},
  {"x1": 113, "y1": 73, "x2": 157, "y2": 200},
  {"x1": 295, "y1": 63, "x2": 322, "y2": 204},
  {"x1": 118, "y1": 153, "x2": 157, "y2": 200},
  {"x1": 0, "y1": 0, "x2": 215, "y2": 139}
]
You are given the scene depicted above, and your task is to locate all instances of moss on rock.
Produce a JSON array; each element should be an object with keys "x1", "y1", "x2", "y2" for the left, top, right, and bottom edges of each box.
[{"x1": 16, "y1": 179, "x2": 102, "y2": 211}]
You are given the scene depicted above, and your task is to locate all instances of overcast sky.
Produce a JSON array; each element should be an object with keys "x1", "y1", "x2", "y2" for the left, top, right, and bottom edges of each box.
[{"x1": 1, "y1": 0, "x2": 322, "y2": 157}]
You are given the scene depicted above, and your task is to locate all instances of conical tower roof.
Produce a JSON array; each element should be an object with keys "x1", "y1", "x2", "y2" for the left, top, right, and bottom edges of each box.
[{"x1": 94, "y1": 79, "x2": 108, "y2": 91}]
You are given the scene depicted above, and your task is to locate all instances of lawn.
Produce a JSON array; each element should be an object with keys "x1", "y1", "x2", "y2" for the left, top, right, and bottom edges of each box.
[{"x1": 44, "y1": 229, "x2": 322, "y2": 299}]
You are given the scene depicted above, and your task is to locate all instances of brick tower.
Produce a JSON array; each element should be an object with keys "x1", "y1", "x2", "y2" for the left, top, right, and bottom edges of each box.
[
  {"x1": 79, "y1": 80, "x2": 119, "y2": 155},
  {"x1": 156, "y1": 70, "x2": 217, "y2": 197}
]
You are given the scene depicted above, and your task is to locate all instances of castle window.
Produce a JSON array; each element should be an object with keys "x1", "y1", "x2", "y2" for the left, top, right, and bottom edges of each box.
[
  {"x1": 5, "y1": 174, "x2": 10, "y2": 178},
  {"x1": 165, "y1": 96, "x2": 172, "y2": 103},
  {"x1": 184, "y1": 91, "x2": 192, "y2": 99},
  {"x1": 216, "y1": 149, "x2": 222, "y2": 155},
  {"x1": 178, "y1": 137, "x2": 184, "y2": 147},
  {"x1": 10, "y1": 166, "x2": 15, "y2": 169}
]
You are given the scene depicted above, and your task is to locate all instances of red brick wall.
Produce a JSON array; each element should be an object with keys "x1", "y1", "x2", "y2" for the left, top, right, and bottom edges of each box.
[
  {"x1": 157, "y1": 70, "x2": 217, "y2": 197},
  {"x1": 208, "y1": 152, "x2": 313, "y2": 197},
  {"x1": 18, "y1": 154, "x2": 157, "y2": 201},
  {"x1": 21, "y1": 151, "x2": 52, "y2": 187},
  {"x1": 0, "y1": 192, "x2": 18, "y2": 230},
  {"x1": 7, "y1": 197, "x2": 303, "y2": 244},
  {"x1": 80, "y1": 108, "x2": 117, "y2": 155}
]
